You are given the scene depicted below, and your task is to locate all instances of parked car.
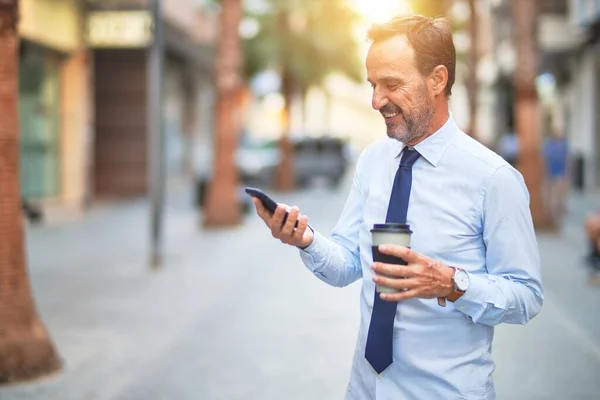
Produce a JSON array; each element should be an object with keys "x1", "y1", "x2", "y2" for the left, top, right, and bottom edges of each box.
[
  {"x1": 236, "y1": 138, "x2": 280, "y2": 186},
  {"x1": 196, "y1": 136, "x2": 350, "y2": 212},
  {"x1": 293, "y1": 136, "x2": 350, "y2": 188},
  {"x1": 195, "y1": 138, "x2": 280, "y2": 213}
]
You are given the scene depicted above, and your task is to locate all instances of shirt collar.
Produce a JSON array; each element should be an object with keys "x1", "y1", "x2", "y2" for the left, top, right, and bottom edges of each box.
[{"x1": 391, "y1": 115, "x2": 457, "y2": 167}]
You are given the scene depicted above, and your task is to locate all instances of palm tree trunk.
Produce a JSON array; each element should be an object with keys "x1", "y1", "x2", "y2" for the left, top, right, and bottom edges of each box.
[
  {"x1": 275, "y1": 66, "x2": 296, "y2": 191},
  {"x1": 511, "y1": 0, "x2": 553, "y2": 230},
  {"x1": 203, "y1": 0, "x2": 243, "y2": 227},
  {"x1": 0, "y1": 0, "x2": 61, "y2": 384},
  {"x1": 466, "y1": 0, "x2": 478, "y2": 139},
  {"x1": 300, "y1": 85, "x2": 309, "y2": 133}
]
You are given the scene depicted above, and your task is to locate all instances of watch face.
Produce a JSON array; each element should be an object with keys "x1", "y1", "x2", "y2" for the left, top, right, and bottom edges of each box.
[{"x1": 455, "y1": 270, "x2": 470, "y2": 291}]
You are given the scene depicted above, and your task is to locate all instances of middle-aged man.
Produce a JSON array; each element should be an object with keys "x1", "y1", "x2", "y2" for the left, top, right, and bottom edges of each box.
[{"x1": 252, "y1": 15, "x2": 543, "y2": 399}]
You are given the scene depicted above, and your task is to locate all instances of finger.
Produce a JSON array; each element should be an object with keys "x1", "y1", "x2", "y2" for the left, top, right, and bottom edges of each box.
[
  {"x1": 280, "y1": 206, "x2": 300, "y2": 240},
  {"x1": 372, "y1": 275, "x2": 419, "y2": 291},
  {"x1": 270, "y1": 204, "x2": 287, "y2": 230},
  {"x1": 252, "y1": 198, "x2": 270, "y2": 222},
  {"x1": 378, "y1": 245, "x2": 420, "y2": 263},
  {"x1": 379, "y1": 288, "x2": 419, "y2": 302},
  {"x1": 269, "y1": 205, "x2": 287, "y2": 238},
  {"x1": 251, "y1": 197, "x2": 261, "y2": 212},
  {"x1": 372, "y1": 262, "x2": 416, "y2": 278},
  {"x1": 292, "y1": 214, "x2": 308, "y2": 242}
]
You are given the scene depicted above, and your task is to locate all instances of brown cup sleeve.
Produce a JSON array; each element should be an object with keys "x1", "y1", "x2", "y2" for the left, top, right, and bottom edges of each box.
[{"x1": 371, "y1": 246, "x2": 408, "y2": 265}]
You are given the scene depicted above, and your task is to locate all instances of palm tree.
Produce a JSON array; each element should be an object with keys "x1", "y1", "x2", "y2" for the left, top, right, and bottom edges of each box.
[
  {"x1": 510, "y1": 0, "x2": 552, "y2": 229},
  {"x1": 466, "y1": 0, "x2": 478, "y2": 139},
  {"x1": 409, "y1": 0, "x2": 481, "y2": 141},
  {"x1": 203, "y1": 0, "x2": 244, "y2": 227},
  {"x1": 244, "y1": 0, "x2": 363, "y2": 191},
  {"x1": 410, "y1": 0, "x2": 482, "y2": 141},
  {"x1": 0, "y1": 0, "x2": 61, "y2": 384}
]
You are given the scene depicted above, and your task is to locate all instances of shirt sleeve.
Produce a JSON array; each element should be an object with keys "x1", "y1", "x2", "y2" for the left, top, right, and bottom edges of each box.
[
  {"x1": 297, "y1": 151, "x2": 366, "y2": 288},
  {"x1": 453, "y1": 165, "x2": 544, "y2": 326}
]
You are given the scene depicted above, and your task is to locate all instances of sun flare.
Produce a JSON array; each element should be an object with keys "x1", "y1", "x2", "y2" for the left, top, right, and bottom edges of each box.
[{"x1": 350, "y1": 0, "x2": 413, "y2": 24}]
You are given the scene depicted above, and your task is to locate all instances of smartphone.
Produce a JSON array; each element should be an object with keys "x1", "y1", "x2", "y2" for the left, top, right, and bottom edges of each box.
[{"x1": 245, "y1": 187, "x2": 298, "y2": 228}]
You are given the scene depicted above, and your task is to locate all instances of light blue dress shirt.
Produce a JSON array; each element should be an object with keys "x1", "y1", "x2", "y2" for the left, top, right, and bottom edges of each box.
[{"x1": 299, "y1": 116, "x2": 543, "y2": 400}]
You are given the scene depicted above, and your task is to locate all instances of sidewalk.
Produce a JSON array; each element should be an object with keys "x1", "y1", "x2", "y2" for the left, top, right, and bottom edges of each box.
[
  {"x1": 0, "y1": 184, "x2": 599, "y2": 399},
  {"x1": 2, "y1": 184, "x2": 361, "y2": 400}
]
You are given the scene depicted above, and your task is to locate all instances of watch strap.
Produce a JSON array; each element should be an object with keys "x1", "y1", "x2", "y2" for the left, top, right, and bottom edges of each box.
[
  {"x1": 437, "y1": 267, "x2": 465, "y2": 306},
  {"x1": 447, "y1": 266, "x2": 465, "y2": 302},
  {"x1": 446, "y1": 288, "x2": 465, "y2": 302}
]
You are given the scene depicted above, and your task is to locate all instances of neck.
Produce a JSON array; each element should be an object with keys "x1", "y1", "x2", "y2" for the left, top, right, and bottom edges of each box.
[{"x1": 405, "y1": 104, "x2": 450, "y2": 147}]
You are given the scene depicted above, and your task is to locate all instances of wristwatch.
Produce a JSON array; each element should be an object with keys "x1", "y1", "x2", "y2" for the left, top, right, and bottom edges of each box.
[{"x1": 447, "y1": 267, "x2": 470, "y2": 302}]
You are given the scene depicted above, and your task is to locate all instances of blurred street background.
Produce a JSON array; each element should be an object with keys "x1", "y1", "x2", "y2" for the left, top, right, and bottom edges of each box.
[{"x1": 1, "y1": 0, "x2": 600, "y2": 399}]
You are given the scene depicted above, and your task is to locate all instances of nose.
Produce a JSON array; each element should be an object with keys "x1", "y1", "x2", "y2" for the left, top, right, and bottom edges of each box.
[{"x1": 371, "y1": 87, "x2": 388, "y2": 111}]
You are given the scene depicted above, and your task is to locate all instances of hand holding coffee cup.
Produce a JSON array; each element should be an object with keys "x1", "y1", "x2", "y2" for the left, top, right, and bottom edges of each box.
[
  {"x1": 371, "y1": 223, "x2": 412, "y2": 294},
  {"x1": 370, "y1": 228, "x2": 456, "y2": 302}
]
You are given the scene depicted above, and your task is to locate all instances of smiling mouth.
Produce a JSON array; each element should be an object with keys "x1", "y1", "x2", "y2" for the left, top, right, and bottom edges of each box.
[{"x1": 381, "y1": 111, "x2": 402, "y2": 123}]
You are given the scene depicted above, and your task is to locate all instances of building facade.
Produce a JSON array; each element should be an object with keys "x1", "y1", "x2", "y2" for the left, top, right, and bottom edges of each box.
[
  {"x1": 485, "y1": 0, "x2": 600, "y2": 189},
  {"x1": 17, "y1": 0, "x2": 217, "y2": 214},
  {"x1": 18, "y1": 0, "x2": 91, "y2": 209},
  {"x1": 86, "y1": 0, "x2": 216, "y2": 199},
  {"x1": 566, "y1": 0, "x2": 600, "y2": 190}
]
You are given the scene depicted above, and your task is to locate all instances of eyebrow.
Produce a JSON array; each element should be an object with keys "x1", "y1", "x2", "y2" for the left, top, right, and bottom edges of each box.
[{"x1": 368, "y1": 76, "x2": 405, "y2": 84}]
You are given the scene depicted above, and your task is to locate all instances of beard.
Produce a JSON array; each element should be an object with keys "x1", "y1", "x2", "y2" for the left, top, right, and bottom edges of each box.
[{"x1": 381, "y1": 84, "x2": 435, "y2": 144}]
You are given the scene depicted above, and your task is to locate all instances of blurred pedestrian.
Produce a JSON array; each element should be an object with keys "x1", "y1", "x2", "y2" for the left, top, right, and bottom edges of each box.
[
  {"x1": 252, "y1": 15, "x2": 542, "y2": 400},
  {"x1": 543, "y1": 128, "x2": 569, "y2": 222},
  {"x1": 497, "y1": 131, "x2": 519, "y2": 167}
]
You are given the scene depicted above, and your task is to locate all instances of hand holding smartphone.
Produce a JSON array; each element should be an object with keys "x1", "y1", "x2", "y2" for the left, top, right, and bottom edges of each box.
[
  {"x1": 245, "y1": 186, "x2": 314, "y2": 249},
  {"x1": 244, "y1": 187, "x2": 298, "y2": 228}
]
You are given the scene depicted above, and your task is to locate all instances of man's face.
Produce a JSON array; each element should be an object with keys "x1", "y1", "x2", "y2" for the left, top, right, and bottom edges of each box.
[{"x1": 366, "y1": 35, "x2": 435, "y2": 144}]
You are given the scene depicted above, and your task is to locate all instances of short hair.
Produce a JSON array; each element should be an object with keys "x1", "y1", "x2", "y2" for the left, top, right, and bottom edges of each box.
[{"x1": 367, "y1": 15, "x2": 456, "y2": 96}]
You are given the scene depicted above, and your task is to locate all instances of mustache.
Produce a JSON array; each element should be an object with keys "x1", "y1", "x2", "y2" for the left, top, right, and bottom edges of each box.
[{"x1": 379, "y1": 104, "x2": 402, "y2": 114}]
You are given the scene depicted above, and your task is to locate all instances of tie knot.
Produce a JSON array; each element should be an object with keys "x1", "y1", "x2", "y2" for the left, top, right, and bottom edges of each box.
[{"x1": 400, "y1": 147, "x2": 420, "y2": 167}]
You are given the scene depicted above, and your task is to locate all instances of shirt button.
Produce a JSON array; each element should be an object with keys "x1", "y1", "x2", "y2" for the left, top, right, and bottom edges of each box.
[{"x1": 459, "y1": 306, "x2": 465, "y2": 310}]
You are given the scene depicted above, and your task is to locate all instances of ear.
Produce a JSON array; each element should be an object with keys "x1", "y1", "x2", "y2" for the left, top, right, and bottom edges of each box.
[{"x1": 430, "y1": 65, "x2": 449, "y2": 96}]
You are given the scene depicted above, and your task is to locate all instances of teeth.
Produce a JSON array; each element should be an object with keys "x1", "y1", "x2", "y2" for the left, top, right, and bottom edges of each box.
[{"x1": 383, "y1": 113, "x2": 398, "y2": 118}]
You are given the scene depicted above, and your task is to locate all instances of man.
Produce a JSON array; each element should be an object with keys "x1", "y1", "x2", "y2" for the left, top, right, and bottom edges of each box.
[
  {"x1": 253, "y1": 15, "x2": 543, "y2": 399},
  {"x1": 496, "y1": 130, "x2": 519, "y2": 167},
  {"x1": 542, "y1": 127, "x2": 569, "y2": 222}
]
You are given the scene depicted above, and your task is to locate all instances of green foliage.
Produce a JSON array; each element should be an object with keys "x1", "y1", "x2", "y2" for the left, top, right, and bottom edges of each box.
[
  {"x1": 408, "y1": 0, "x2": 449, "y2": 18},
  {"x1": 243, "y1": 0, "x2": 363, "y2": 94},
  {"x1": 407, "y1": 0, "x2": 468, "y2": 58}
]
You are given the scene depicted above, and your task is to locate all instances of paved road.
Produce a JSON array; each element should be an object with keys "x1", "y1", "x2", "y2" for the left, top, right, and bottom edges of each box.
[{"x1": 1, "y1": 179, "x2": 600, "y2": 399}]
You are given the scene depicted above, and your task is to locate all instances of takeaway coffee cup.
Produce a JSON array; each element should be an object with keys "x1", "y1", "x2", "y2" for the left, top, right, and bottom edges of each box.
[{"x1": 371, "y1": 223, "x2": 413, "y2": 293}]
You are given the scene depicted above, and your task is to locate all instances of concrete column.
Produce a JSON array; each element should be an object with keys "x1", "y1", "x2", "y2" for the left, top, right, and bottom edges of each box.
[
  {"x1": 60, "y1": 49, "x2": 92, "y2": 209},
  {"x1": 574, "y1": 49, "x2": 597, "y2": 191},
  {"x1": 182, "y1": 67, "x2": 198, "y2": 180}
]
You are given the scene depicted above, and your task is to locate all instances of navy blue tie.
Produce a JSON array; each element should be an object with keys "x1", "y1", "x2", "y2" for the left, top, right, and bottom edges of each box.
[{"x1": 365, "y1": 147, "x2": 420, "y2": 374}]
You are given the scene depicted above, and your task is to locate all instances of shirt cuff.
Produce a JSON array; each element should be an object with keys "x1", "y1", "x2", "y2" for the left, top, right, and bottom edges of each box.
[
  {"x1": 298, "y1": 230, "x2": 328, "y2": 263},
  {"x1": 452, "y1": 272, "x2": 491, "y2": 321}
]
